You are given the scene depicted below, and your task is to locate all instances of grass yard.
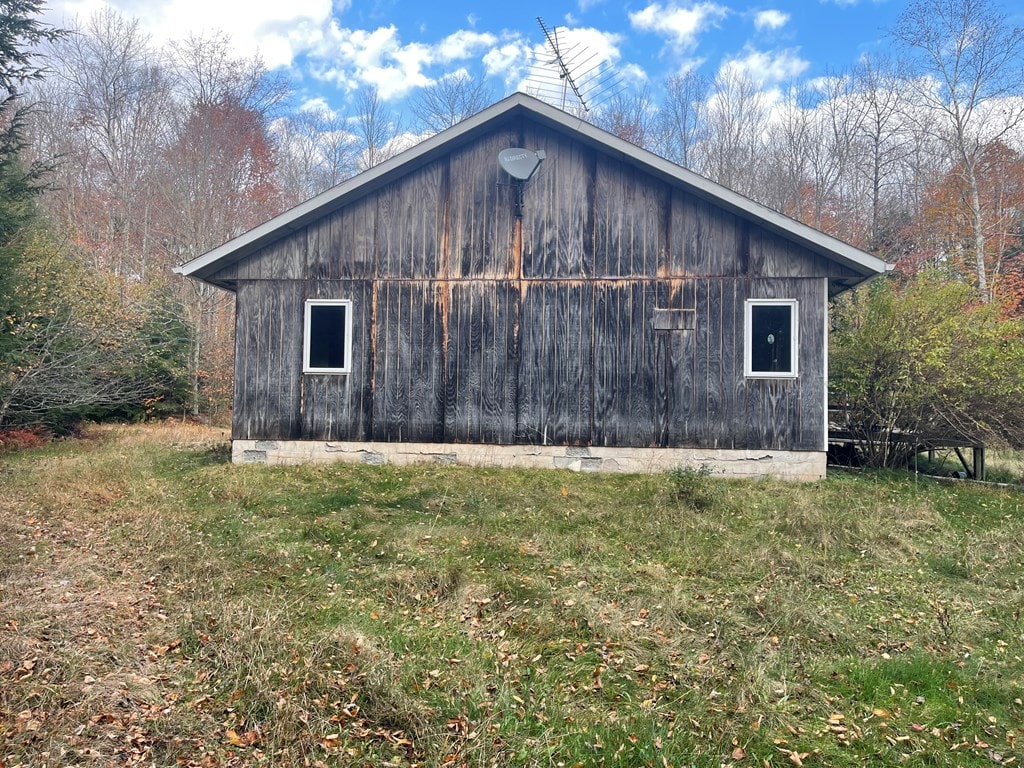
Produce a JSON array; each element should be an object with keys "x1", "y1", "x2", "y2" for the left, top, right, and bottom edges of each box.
[{"x1": 1, "y1": 424, "x2": 1022, "y2": 767}]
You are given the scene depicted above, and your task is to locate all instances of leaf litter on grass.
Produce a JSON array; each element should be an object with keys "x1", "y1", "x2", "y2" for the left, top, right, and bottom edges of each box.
[{"x1": 1, "y1": 423, "x2": 1022, "y2": 767}]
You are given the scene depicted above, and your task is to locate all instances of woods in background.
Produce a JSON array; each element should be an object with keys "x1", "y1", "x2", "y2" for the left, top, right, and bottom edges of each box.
[{"x1": 2, "y1": 0, "x2": 1024, "y2": 457}]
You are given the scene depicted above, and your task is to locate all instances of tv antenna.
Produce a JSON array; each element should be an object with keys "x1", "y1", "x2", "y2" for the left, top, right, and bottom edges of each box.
[{"x1": 528, "y1": 16, "x2": 623, "y2": 112}]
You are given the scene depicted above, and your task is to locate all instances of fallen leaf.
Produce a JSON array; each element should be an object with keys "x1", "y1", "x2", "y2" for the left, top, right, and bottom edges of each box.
[
  {"x1": 321, "y1": 733, "x2": 340, "y2": 749},
  {"x1": 226, "y1": 729, "x2": 246, "y2": 747},
  {"x1": 732, "y1": 745, "x2": 747, "y2": 760}
]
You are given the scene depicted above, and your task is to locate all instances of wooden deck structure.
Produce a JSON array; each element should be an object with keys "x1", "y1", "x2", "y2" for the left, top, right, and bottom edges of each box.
[{"x1": 827, "y1": 420, "x2": 986, "y2": 480}]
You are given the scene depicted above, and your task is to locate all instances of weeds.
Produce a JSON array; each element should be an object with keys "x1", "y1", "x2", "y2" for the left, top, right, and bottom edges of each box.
[
  {"x1": 665, "y1": 462, "x2": 717, "y2": 510},
  {"x1": 1, "y1": 424, "x2": 1022, "y2": 767}
]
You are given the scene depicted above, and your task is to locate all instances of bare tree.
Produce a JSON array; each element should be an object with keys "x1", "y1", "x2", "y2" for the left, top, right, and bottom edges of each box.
[
  {"x1": 696, "y1": 68, "x2": 769, "y2": 199},
  {"x1": 652, "y1": 70, "x2": 707, "y2": 168},
  {"x1": 849, "y1": 55, "x2": 917, "y2": 249},
  {"x1": 762, "y1": 86, "x2": 812, "y2": 219},
  {"x1": 274, "y1": 107, "x2": 358, "y2": 203},
  {"x1": 41, "y1": 9, "x2": 171, "y2": 278},
  {"x1": 804, "y1": 72, "x2": 866, "y2": 239},
  {"x1": 165, "y1": 31, "x2": 289, "y2": 114},
  {"x1": 893, "y1": 0, "x2": 1024, "y2": 301},
  {"x1": 591, "y1": 85, "x2": 656, "y2": 149},
  {"x1": 410, "y1": 70, "x2": 491, "y2": 134},
  {"x1": 353, "y1": 85, "x2": 401, "y2": 171}
]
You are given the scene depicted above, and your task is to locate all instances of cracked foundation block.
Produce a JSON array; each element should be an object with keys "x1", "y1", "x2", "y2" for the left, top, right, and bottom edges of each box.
[{"x1": 230, "y1": 440, "x2": 825, "y2": 480}]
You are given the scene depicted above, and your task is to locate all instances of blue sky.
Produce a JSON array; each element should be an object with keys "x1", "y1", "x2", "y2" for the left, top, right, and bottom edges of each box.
[{"x1": 40, "y1": 0, "x2": 965, "y2": 120}]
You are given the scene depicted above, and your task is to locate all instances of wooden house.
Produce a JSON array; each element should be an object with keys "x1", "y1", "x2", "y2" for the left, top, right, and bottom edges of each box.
[{"x1": 175, "y1": 93, "x2": 890, "y2": 479}]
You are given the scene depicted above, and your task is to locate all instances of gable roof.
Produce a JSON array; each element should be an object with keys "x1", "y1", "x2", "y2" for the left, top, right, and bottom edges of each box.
[{"x1": 175, "y1": 92, "x2": 891, "y2": 293}]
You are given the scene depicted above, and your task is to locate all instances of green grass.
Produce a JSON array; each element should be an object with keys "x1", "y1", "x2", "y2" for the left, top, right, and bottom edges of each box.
[{"x1": 1, "y1": 424, "x2": 1022, "y2": 767}]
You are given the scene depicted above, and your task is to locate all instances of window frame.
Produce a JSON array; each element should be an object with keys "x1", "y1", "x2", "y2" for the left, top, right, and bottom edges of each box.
[
  {"x1": 744, "y1": 298, "x2": 799, "y2": 379},
  {"x1": 303, "y1": 299, "x2": 353, "y2": 375}
]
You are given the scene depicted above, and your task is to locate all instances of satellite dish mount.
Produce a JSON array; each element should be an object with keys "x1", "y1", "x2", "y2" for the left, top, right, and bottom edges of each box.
[{"x1": 498, "y1": 147, "x2": 546, "y2": 218}]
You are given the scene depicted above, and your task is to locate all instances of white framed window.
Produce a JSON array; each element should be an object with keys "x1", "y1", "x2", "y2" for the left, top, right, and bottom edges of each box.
[
  {"x1": 745, "y1": 299, "x2": 798, "y2": 378},
  {"x1": 304, "y1": 299, "x2": 353, "y2": 374}
]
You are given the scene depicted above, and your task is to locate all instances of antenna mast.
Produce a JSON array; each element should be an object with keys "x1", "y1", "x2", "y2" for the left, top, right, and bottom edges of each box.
[
  {"x1": 528, "y1": 16, "x2": 623, "y2": 113},
  {"x1": 537, "y1": 16, "x2": 587, "y2": 111}
]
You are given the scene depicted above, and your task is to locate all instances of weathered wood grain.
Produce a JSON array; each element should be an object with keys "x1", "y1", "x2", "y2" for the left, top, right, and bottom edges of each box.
[
  {"x1": 592, "y1": 156, "x2": 669, "y2": 278},
  {"x1": 516, "y1": 281, "x2": 592, "y2": 445},
  {"x1": 302, "y1": 280, "x2": 374, "y2": 440},
  {"x1": 591, "y1": 281, "x2": 658, "y2": 447},
  {"x1": 232, "y1": 280, "x2": 303, "y2": 440},
  {"x1": 447, "y1": 126, "x2": 518, "y2": 278},
  {"x1": 520, "y1": 127, "x2": 593, "y2": 279},
  {"x1": 224, "y1": 115, "x2": 835, "y2": 456}
]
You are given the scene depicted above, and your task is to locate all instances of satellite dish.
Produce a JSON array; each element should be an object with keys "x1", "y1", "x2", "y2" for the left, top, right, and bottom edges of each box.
[{"x1": 498, "y1": 148, "x2": 546, "y2": 181}]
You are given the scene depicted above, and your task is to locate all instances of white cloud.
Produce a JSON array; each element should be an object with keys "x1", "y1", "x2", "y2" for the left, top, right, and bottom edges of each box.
[
  {"x1": 482, "y1": 40, "x2": 533, "y2": 90},
  {"x1": 48, "y1": 0, "x2": 335, "y2": 68},
  {"x1": 436, "y1": 29, "x2": 498, "y2": 62},
  {"x1": 310, "y1": 24, "x2": 429, "y2": 99},
  {"x1": 754, "y1": 10, "x2": 789, "y2": 31},
  {"x1": 629, "y1": 1, "x2": 729, "y2": 52},
  {"x1": 304, "y1": 21, "x2": 506, "y2": 100},
  {"x1": 720, "y1": 46, "x2": 809, "y2": 87},
  {"x1": 299, "y1": 96, "x2": 334, "y2": 116}
]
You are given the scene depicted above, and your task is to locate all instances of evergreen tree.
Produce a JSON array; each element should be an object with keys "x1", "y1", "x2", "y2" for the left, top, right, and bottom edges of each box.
[{"x1": 1, "y1": 1, "x2": 62, "y2": 360}]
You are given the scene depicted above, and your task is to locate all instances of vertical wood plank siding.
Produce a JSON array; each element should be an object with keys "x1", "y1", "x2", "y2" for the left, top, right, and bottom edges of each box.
[{"x1": 222, "y1": 119, "x2": 850, "y2": 451}]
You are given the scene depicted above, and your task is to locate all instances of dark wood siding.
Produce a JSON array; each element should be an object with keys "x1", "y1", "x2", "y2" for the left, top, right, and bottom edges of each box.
[
  {"x1": 233, "y1": 280, "x2": 304, "y2": 440},
  {"x1": 226, "y1": 116, "x2": 834, "y2": 452}
]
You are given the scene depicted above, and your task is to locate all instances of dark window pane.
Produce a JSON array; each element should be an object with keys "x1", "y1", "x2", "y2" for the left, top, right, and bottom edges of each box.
[
  {"x1": 309, "y1": 304, "x2": 347, "y2": 369},
  {"x1": 750, "y1": 304, "x2": 792, "y2": 373}
]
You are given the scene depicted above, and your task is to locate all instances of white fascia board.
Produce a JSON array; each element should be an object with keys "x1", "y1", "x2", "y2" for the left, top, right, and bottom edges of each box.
[
  {"x1": 173, "y1": 95, "x2": 529, "y2": 282},
  {"x1": 519, "y1": 97, "x2": 892, "y2": 279},
  {"x1": 175, "y1": 92, "x2": 891, "y2": 285}
]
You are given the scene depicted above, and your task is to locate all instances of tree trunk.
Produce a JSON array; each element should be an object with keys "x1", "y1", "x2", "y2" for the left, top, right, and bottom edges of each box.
[
  {"x1": 965, "y1": 162, "x2": 990, "y2": 302},
  {"x1": 190, "y1": 325, "x2": 201, "y2": 418}
]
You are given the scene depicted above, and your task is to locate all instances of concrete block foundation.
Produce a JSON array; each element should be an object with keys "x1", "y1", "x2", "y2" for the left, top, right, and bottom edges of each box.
[{"x1": 232, "y1": 440, "x2": 826, "y2": 481}]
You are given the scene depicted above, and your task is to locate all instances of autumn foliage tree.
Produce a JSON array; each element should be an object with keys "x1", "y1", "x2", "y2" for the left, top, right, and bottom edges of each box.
[
  {"x1": 830, "y1": 272, "x2": 1024, "y2": 467},
  {"x1": 907, "y1": 140, "x2": 1024, "y2": 306},
  {"x1": 894, "y1": 0, "x2": 1024, "y2": 301}
]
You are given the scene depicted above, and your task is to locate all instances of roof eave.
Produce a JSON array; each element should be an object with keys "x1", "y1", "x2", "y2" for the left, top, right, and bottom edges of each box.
[
  {"x1": 173, "y1": 94, "x2": 536, "y2": 285},
  {"x1": 175, "y1": 92, "x2": 892, "y2": 287}
]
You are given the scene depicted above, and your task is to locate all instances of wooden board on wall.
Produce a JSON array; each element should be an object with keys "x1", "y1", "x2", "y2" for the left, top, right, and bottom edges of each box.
[
  {"x1": 516, "y1": 281, "x2": 593, "y2": 445},
  {"x1": 591, "y1": 280, "x2": 658, "y2": 447},
  {"x1": 520, "y1": 126, "x2": 593, "y2": 280},
  {"x1": 443, "y1": 281, "x2": 518, "y2": 443},
  {"x1": 375, "y1": 164, "x2": 445, "y2": 280},
  {"x1": 370, "y1": 281, "x2": 446, "y2": 442},
  {"x1": 301, "y1": 280, "x2": 374, "y2": 441},
  {"x1": 305, "y1": 196, "x2": 377, "y2": 280},
  {"x1": 447, "y1": 126, "x2": 519, "y2": 279},
  {"x1": 232, "y1": 280, "x2": 304, "y2": 440},
  {"x1": 593, "y1": 157, "x2": 669, "y2": 278}
]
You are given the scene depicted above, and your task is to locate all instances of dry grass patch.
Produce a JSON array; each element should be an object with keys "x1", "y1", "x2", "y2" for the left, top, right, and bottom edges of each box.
[{"x1": 2, "y1": 426, "x2": 1023, "y2": 767}]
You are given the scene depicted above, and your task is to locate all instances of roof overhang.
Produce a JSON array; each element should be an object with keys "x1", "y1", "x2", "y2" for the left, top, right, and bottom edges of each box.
[{"x1": 175, "y1": 92, "x2": 892, "y2": 294}]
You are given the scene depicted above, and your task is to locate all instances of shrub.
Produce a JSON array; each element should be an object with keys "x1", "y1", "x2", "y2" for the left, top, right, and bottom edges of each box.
[
  {"x1": 830, "y1": 271, "x2": 1024, "y2": 467},
  {"x1": 0, "y1": 426, "x2": 48, "y2": 453},
  {"x1": 666, "y1": 463, "x2": 717, "y2": 510}
]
